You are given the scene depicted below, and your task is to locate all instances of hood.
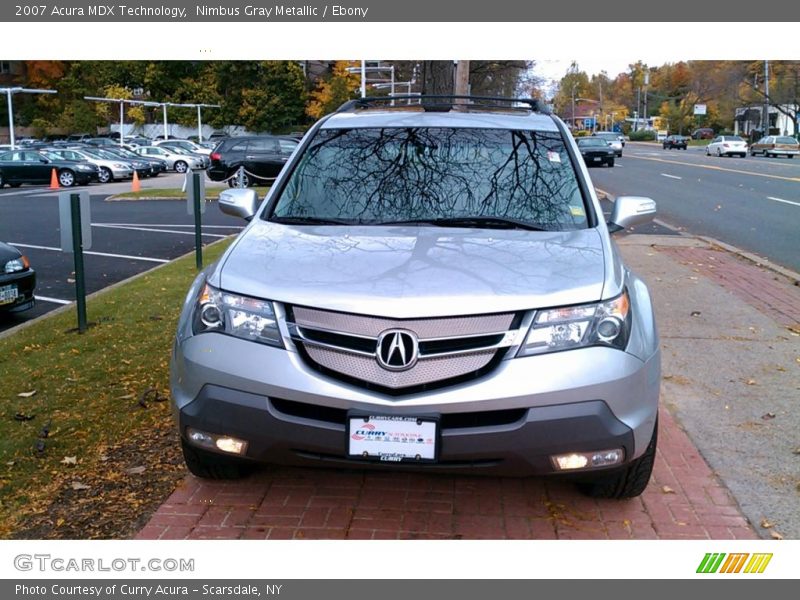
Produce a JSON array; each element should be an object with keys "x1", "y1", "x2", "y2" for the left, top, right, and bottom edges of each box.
[
  {"x1": 217, "y1": 222, "x2": 607, "y2": 319},
  {"x1": 0, "y1": 242, "x2": 22, "y2": 264}
]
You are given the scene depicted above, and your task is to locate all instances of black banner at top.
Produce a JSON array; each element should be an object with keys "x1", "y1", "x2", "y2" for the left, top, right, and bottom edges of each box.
[{"x1": 1, "y1": 0, "x2": 798, "y2": 22}]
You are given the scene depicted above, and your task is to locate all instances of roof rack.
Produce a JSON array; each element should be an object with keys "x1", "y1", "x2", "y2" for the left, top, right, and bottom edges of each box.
[{"x1": 336, "y1": 95, "x2": 551, "y2": 115}]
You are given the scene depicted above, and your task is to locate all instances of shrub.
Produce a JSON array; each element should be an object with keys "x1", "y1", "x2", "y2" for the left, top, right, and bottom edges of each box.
[{"x1": 629, "y1": 129, "x2": 656, "y2": 141}]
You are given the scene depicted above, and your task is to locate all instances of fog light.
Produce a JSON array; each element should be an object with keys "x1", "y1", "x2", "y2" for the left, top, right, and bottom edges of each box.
[
  {"x1": 186, "y1": 428, "x2": 248, "y2": 455},
  {"x1": 551, "y1": 448, "x2": 624, "y2": 471},
  {"x1": 215, "y1": 437, "x2": 248, "y2": 455}
]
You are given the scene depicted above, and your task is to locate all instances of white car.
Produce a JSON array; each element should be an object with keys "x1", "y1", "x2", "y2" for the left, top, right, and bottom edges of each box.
[
  {"x1": 592, "y1": 132, "x2": 623, "y2": 157},
  {"x1": 136, "y1": 146, "x2": 206, "y2": 173},
  {"x1": 706, "y1": 135, "x2": 748, "y2": 158},
  {"x1": 154, "y1": 139, "x2": 212, "y2": 156}
]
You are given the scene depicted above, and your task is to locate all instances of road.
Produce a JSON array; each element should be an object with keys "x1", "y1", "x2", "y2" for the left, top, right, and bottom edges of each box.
[
  {"x1": 589, "y1": 142, "x2": 800, "y2": 272},
  {"x1": 0, "y1": 174, "x2": 244, "y2": 333}
]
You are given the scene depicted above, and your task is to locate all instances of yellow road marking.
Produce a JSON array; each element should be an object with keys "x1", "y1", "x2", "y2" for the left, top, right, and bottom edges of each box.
[{"x1": 624, "y1": 154, "x2": 800, "y2": 183}]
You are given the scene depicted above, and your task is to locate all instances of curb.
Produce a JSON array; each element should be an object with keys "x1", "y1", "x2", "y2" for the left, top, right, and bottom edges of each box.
[{"x1": 0, "y1": 238, "x2": 229, "y2": 342}]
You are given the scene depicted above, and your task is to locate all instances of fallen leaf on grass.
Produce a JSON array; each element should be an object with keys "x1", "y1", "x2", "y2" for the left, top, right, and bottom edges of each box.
[
  {"x1": 745, "y1": 379, "x2": 757, "y2": 386},
  {"x1": 662, "y1": 486, "x2": 676, "y2": 494},
  {"x1": 17, "y1": 391, "x2": 36, "y2": 398},
  {"x1": 60, "y1": 456, "x2": 77, "y2": 466},
  {"x1": 70, "y1": 481, "x2": 90, "y2": 491},
  {"x1": 13, "y1": 413, "x2": 35, "y2": 421},
  {"x1": 770, "y1": 530, "x2": 784, "y2": 540},
  {"x1": 125, "y1": 466, "x2": 146, "y2": 475},
  {"x1": 761, "y1": 412, "x2": 776, "y2": 420},
  {"x1": 760, "y1": 518, "x2": 774, "y2": 529},
  {"x1": 115, "y1": 394, "x2": 135, "y2": 400}
]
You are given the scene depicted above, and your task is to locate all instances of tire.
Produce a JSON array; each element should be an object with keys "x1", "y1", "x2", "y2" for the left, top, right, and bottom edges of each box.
[
  {"x1": 0, "y1": 172, "x2": 4, "y2": 188},
  {"x1": 716, "y1": 148, "x2": 722, "y2": 157},
  {"x1": 181, "y1": 438, "x2": 249, "y2": 480},
  {"x1": 228, "y1": 170, "x2": 251, "y2": 188},
  {"x1": 705, "y1": 148, "x2": 710, "y2": 156},
  {"x1": 58, "y1": 169, "x2": 76, "y2": 187},
  {"x1": 98, "y1": 167, "x2": 113, "y2": 184},
  {"x1": 578, "y1": 420, "x2": 658, "y2": 499},
  {"x1": 174, "y1": 160, "x2": 188, "y2": 174},
  {"x1": 607, "y1": 158, "x2": 615, "y2": 167}
]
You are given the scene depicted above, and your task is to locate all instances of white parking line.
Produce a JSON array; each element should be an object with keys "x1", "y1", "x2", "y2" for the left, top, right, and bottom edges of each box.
[
  {"x1": 35, "y1": 295, "x2": 72, "y2": 305},
  {"x1": 660, "y1": 173, "x2": 682, "y2": 180},
  {"x1": 91, "y1": 223, "x2": 228, "y2": 238},
  {"x1": 767, "y1": 196, "x2": 800, "y2": 208},
  {"x1": 9, "y1": 242, "x2": 169, "y2": 264},
  {"x1": 96, "y1": 222, "x2": 242, "y2": 230}
]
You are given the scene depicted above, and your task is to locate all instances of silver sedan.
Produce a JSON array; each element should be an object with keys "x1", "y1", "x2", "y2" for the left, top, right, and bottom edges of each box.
[{"x1": 135, "y1": 146, "x2": 206, "y2": 173}]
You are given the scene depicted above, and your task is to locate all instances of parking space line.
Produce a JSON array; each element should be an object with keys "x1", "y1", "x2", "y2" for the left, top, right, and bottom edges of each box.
[
  {"x1": 91, "y1": 224, "x2": 229, "y2": 238},
  {"x1": 660, "y1": 173, "x2": 682, "y2": 180},
  {"x1": 35, "y1": 295, "x2": 72, "y2": 305},
  {"x1": 767, "y1": 196, "x2": 800, "y2": 208},
  {"x1": 9, "y1": 242, "x2": 169, "y2": 264}
]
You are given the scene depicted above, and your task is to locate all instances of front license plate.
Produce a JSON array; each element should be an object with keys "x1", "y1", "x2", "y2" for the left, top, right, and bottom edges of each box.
[
  {"x1": 592, "y1": 156, "x2": 601, "y2": 161},
  {"x1": 347, "y1": 415, "x2": 438, "y2": 463},
  {"x1": 0, "y1": 284, "x2": 18, "y2": 306}
]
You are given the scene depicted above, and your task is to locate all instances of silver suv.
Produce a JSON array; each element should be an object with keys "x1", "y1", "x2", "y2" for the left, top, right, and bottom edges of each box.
[{"x1": 171, "y1": 96, "x2": 660, "y2": 498}]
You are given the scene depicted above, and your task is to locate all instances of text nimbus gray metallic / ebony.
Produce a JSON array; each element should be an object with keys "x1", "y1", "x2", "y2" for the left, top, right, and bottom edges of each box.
[{"x1": 195, "y1": 5, "x2": 369, "y2": 18}]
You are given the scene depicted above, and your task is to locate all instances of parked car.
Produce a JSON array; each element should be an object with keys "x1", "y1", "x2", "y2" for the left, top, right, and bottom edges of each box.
[
  {"x1": 0, "y1": 242, "x2": 35, "y2": 314},
  {"x1": 102, "y1": 146, "x2": 165, "y2": 177},
  {"x1": 749, "y1": 136, "x2": 799, "y2": 158},
  {"x1": 0, "y1": 149, "x2": 99, "y2": 187},
  {"x1": 171, "y1": 96, "x2": 660, "y2": 499},
  {"x1": 84, "y1": 137, "x2": 118, "y2": 148},
  {"x1": 591, "y1": 132, "x2": 623, "y2": 156},
  {"x1": 207, "y1": 135, "x2": 298, "y2": 185},
  {"x1": 691, "y1": 128, "x2": 715, "y2": 140},
  {"x1": 66, "y1": 133, "x2": 93, "y2": 143},
  {"x1": 576, "y1": 137, "x2": 616, "y2": 167},
  {"x1": 135, "y1": 146, "x2": 205, "y2": 173},
  {"x1": 46, "y1": 147, "x2": 133, "y2": 183},
  {"x1": 155, "y1": 139, "x2": 212, "y2": 157},
  {"x1": 662, "y1": 135, "x2": 688, "y2": 150},
  {"x1": 706, "y1": 135, "x2": 748, "y2": 158}
]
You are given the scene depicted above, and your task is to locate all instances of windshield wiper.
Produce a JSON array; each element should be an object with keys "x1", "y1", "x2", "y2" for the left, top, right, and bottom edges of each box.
[
  {"x1": 377, "y1": 216, "x2": 549, "y2": 231},
  {"x1": 270, "y1": 216, "x2": 352, "y2": 226}
]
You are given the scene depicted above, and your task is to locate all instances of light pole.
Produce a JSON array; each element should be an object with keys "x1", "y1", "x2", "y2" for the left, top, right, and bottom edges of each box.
[
  {"x1": 84, "y1": 96, "x2": 160, "y2": 146},
  {"x1": 166, "y1": 103, "x2": 221, "y2": 142},
  {"x1": 763, "y1": 60, "x2": 770, "y2": 138},
  {"x1": 2, "y1": 87, "x2": 57, "y2": 149},
  {"x1": 347, "y1": 65, "x2": 395, "y2": 102}
]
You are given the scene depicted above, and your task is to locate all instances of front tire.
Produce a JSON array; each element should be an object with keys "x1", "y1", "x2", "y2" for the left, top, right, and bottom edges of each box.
[
  {"x1": 181, "y1": 438, "x2": 249, "y2": 480},
  {"x1": 174, "y1": 160, "x2": 188, "y2": 174},
  {"x1": 58, "y1": 169, "x2": 76, "y2": 187},
  {"x1": 607, "y1": 158, "x2": 615, "y2": 167},
  {"x1": 0, "y1": 172, "x2": 5, "y2": 188},
  {"x1": 578, "y1": 421, "x2": 658, "y2": 499},
  {"x1": 98, "y1": 167, "x2": 113, "y2": 184}
]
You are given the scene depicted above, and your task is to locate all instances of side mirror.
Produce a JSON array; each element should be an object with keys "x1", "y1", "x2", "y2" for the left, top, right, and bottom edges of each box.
[
  {"x1": 607, "y1": 196, "x2": 656, "y2": 233},
  {"x1": 219, "y1": 188, "x2": 259, "y2": 221},
  {"x1": 40, "y1": 157, "x2": 49, "y2": 163}
]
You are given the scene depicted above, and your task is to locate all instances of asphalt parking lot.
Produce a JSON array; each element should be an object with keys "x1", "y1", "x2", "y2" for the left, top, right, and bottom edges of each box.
[{"x1": 0, "y1": 174, "x2": 243, "y2": 333}]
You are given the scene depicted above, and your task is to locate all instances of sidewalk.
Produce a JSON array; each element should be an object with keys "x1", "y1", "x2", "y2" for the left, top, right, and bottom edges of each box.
[{"x1": 136, "y1": 233, "x2": 798, "y2": 540}]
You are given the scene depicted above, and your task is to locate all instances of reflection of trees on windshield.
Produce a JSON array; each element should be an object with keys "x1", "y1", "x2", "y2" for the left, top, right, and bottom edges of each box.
[{"x1": 273, "y1": 128, "x2": 586, "y2": 230}]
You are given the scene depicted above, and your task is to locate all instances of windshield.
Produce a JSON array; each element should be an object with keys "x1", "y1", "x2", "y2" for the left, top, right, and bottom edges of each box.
[
  {"x1": 595, "y1": 133, "x2": 618, "y2": 140},
  {"x1": 777, "y1": 137, "x2": 798, "y2": 144},
  {"x1": 270, "y1": 127, "x2": 588, "y2": 231},
  {"x1": 578, "y1": 138, "x2": 607, "y2": 147}
]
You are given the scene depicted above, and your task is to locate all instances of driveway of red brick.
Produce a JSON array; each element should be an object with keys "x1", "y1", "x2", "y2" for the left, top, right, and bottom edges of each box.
[{"x1": 135, "y1": 407, "x2": 757, "y2": 540}]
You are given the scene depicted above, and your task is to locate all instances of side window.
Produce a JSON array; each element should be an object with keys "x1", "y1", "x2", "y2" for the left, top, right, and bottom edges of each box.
[
  {"x1": 248, "y1": 138, "x2": 279, "y2": 152},
  {"x1": 279, "y1": 140, "x2": 298, "y2": 155},
  {"x1": 229, "y1": 141, "x2": 248, "y2": 152}
]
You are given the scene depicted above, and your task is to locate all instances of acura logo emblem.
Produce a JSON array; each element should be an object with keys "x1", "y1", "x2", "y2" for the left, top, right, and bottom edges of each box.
[{"x1": 376, "y1": 329, "x2": 419, "y2": 371}]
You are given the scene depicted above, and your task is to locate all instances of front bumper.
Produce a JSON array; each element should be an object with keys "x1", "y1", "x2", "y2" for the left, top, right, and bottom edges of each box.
[{"x1": 171, "y1": 333, "x2": 660, "y2": 477}]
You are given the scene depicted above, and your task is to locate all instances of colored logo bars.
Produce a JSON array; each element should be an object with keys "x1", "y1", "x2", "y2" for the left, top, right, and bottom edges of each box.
[{"x1": 696, "y1": 553, "x2": 772, "y2": 574}]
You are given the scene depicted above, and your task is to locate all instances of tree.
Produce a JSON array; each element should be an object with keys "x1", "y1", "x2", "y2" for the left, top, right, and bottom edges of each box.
[
  {"x1": 306, "y1": 60, "x2": 360, "y2": 119},
  {"x1": 236, "y1": 61, "x2": 307, "y2": 133}
]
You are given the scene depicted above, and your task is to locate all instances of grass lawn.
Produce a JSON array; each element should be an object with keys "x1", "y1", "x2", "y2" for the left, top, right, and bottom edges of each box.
[
  {"x1": 0, "y1": 238, "x2": 232, "y2": 538},
  {"x1": 110, "y1": 185, "x2": 270, "y2": 201}
]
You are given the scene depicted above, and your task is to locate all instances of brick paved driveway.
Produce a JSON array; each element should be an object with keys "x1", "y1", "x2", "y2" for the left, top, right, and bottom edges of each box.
[{"x1": 136, "y1": 408, "x2": 757, "y2": 540}]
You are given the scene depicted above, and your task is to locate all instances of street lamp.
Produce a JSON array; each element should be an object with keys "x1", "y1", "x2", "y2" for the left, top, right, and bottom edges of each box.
[
  {"x1": 84, "y1": 96, "x2": 160, "y2": 147},
  {"x1": 2, "y1": 87, "x2": 57, "y2": 149},
  {"x1": 347, "y1": 64, "x2": 395, "y2": 100},
  {"x1": 165, "y1": 103, "x2": 221, "y2": 142}
]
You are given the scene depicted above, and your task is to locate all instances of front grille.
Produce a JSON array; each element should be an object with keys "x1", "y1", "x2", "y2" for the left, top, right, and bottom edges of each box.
[{"x1": 286, "y1": 305, "x2": 523, "y2": 394}]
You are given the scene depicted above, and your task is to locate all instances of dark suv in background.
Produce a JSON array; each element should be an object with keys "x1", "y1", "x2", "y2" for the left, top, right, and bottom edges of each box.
[{"x1": 208, "y1": 135, "x2": 299, "y2": 186}]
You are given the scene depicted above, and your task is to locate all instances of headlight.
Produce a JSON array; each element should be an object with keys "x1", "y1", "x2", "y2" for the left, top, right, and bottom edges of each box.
[
  {"x1": 4, "y1": 256, "x2": 29, "y2": 274},
  {"x1": 192, "y1": 283, "x2": 282, "y2": 347},
  {"x1": 113, "y1": 163, "x2": 128, "y2": 168},
  {"x1": 517, "y1": 290, "x2": 631, "y2": 357}
]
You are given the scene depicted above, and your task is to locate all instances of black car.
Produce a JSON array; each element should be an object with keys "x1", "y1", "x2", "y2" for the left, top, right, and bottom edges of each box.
[
  {"x1": 208, "y1": 135, "x2": 298, "y2": 186},
  {"x1": 0, "y1": 150, "x2": 99, "y2": 188},
  {"x1": 576, "y1": 137, "x2": 615, "y2": 167},
  {"x1": 663, "y1": 135, "x2": 688, "y2": 150},
  {"x1": 0, "y1": 242, "x2": 35, "y2": 314}
]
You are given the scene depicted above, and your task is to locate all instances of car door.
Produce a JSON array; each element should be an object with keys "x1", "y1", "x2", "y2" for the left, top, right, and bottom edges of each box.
[
  {"x1": 22, "y1": 151, "x2": 53, "y2": 182},
  {"x1": 244, "y1": 137, "x2": 281, "y2": 179}
]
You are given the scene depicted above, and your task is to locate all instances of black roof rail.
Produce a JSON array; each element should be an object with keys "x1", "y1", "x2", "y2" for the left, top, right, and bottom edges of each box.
[{"x1": 336, "y1": 95, "x2": 551, "y2": 115}]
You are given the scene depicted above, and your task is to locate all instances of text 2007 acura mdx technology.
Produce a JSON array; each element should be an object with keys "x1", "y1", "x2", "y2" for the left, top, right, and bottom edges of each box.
[{"x1": 171, "y1": 96, "x2": 660, "y2": 498}]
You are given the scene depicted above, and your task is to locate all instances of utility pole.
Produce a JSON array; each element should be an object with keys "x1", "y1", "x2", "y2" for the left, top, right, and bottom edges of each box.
[
  {"x1": 571, "y1": 84, "x2": 576, "y2": 131},
  {"x1": 763, "y1": 60, "x2": 770, "y2": 137},
  {"x1": 643, "y1": 71, "x2": 649, "y2": 131},
  {"x1": 454, "y1": 60, "x2": 470, "y2": 109}
]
